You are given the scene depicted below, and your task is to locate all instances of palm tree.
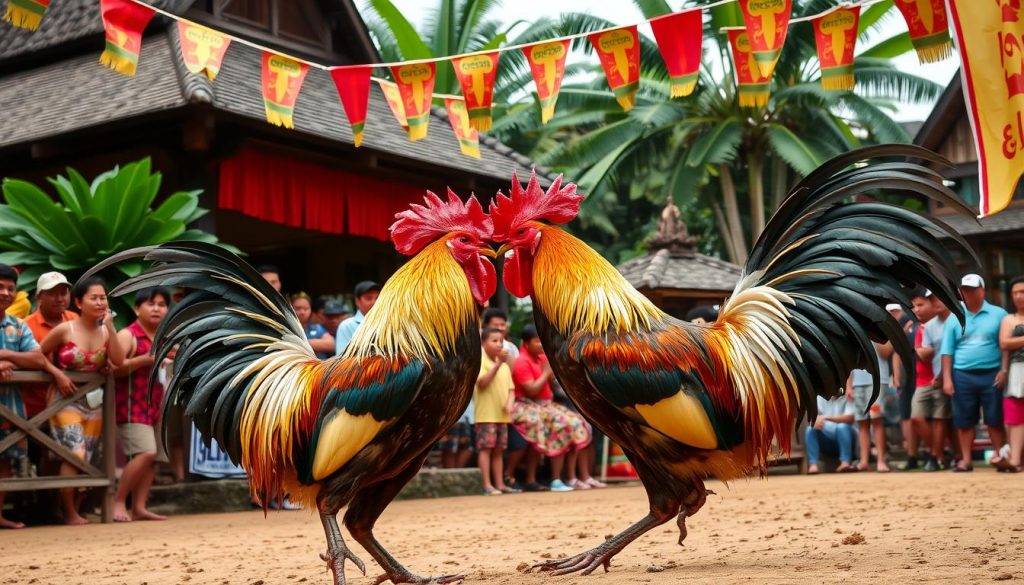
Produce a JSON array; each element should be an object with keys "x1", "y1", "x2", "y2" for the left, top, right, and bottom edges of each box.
[{"x1": 489, "y1": 0, "x2": 943, "y2": 264}]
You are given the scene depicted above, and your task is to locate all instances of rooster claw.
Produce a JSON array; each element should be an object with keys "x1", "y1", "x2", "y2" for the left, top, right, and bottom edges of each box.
[
  {"x1": 532, "y1": 548, "x2": 614, "y2": 576},
  {"x1": 371, "y1": 572, "x2": 465, "y2": 585},
  {"x1": 321, "y1": 545, "x2": 367, "y2": 584}
]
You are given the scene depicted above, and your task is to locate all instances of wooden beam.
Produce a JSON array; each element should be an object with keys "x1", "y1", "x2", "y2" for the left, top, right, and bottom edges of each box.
[
  {"x1": 0, "y1": 406, "x2": 104, "y2": 477},
  {"x1": 0, "y1": 476, "x2": 111, "y2": 493}
]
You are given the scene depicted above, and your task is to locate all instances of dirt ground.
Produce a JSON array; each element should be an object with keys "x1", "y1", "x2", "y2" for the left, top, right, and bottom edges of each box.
[{"x1": 1, "y1": 468, "x2": 1022, "y2": 585}]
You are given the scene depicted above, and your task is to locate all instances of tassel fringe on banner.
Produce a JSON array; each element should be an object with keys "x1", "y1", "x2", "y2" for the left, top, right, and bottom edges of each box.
[
  {"x1": 820, "y1": 68, "x2": 854, "y2": 91},
  {"x1": 99, "y1": 44, "x2": 140, "y2": 75},
  {"x1": 912, "y1": 34, "x2": 954, "y2": 64},
  {"x1": 669, "y1": 75, "x2": 698, "y2": 98},
  {"x1": 738, "y1": 86, "x2": 770, "y2": 108},
  {"x1": 4, "y1": 0, "x2": 49, "y2": 30}
]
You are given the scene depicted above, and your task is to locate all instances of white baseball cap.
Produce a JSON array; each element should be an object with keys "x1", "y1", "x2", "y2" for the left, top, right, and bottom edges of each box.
[
  {"x1": 37, "y1": 271, "x2": 70, "y2": 292},
  {"x1": 960, "y1": 274, "x2": 985, "y2": 288}
]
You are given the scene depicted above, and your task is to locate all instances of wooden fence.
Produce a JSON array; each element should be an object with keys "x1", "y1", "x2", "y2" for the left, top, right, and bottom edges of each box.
[{"x1": 0, "y1": 370, "x2": 116, "y2": 523}]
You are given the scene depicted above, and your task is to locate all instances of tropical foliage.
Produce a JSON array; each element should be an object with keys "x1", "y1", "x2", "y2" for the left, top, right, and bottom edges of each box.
[{"x1": 0, "y1": 158, "x2": 234, "y2": 317}]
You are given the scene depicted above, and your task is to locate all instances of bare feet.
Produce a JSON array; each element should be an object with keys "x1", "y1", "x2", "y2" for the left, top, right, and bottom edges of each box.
[
  {"x1": 113, "y1": 502, "x2": 132, "y2": 522},
  {"x1": 836, "y1": 463, "x2": 856, "y2": 473},
  {"x1": 132, "y1": 508, "x2": 167, "y2": 521},
  {"x1": 807, "y1": 464, "x2": 820, "y2": 474},
  {"x1": 65, "y1": 514, "x2": 89, "y2": 526},
  {"x1": 0, "y1": 516, "x2": 25, "y2": 529},
  {"x1": 876, "y1": 462, "x2": 891, "y2": 473}
]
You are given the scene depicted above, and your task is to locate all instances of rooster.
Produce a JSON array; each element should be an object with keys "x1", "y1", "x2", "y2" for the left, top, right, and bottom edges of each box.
[
  {"x1": 491, "y1": 145, "x2": 976, "y2": 575},
  {"x1": 83, "y1": 191, "x2": 497, "y2": 585}
]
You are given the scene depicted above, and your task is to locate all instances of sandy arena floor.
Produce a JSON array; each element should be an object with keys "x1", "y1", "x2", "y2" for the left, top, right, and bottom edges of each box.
[{"x1": 1, "y1": 468, "x2": 1021, "y2": 585}]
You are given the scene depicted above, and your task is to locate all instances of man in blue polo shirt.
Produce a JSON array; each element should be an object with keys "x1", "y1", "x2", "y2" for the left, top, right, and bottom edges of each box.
[
  {"x1": 941, "y1": 274, "x2": 1008, "y2": 472},
  {"x1": 334, "y1": 280, "x2": 380, "y2": 354}
]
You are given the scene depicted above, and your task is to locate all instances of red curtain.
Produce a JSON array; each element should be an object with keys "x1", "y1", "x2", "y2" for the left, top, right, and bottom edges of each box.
[{"x1": 218, "y1": 148, "x2": 420, "y2": 241}]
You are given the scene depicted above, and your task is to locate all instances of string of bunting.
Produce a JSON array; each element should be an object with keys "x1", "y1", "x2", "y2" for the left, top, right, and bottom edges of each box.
[{"x1": 3, "y1": 0, "x2": 956, "y2": 158}]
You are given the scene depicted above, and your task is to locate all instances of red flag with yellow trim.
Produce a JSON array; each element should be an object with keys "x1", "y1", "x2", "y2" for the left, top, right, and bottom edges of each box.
[
  {"x1": 728, "y1": 28, "x2": 774, "y2": 108},
  {"x1": 451, "y1": 52, "x2": 499, "y2": 132},
  {"x1": 812, "y1": 5, "x2": 860, "y2": 91},
  {"x1": 650, "y1": 9, "x2": 703, "y2": 98},
  {"x1": 444, "y1": 98, "x2": 481, "y2": 159},
  {"x1": 390, "y1": 62, "x2": 436, "y2": 141},
  {"x1": 588, "y1": 26, "x2": 641, "y2": 111},
  {"x1": 99, "y1": 0, "x2": 156, "y2": 76},
  {"x1": 4, "y1": 0, "x2": 49, "y2": 31},
  {"x1": 894, "y1": 0, "x2": 953, "y2": 64},
  {"x1": 177, "y1": 21, "x2": 231, "y2": 80},
  {"x1": 260, "y1": 51, "x2": 309, "y2": 128},
  {"x1": 948, "y1": 0, "x2": 1024, "y2": 216},
  {"x1": 330, "y1": 66, "x2": 372, "y2": 147},
  {"x1": 378, "y1": 79, "x2": 409, "y2": 130},
  {"x1": 522, "y1": 39, "x2": 570, "y2": 124},
  {"x1": 737, "y1": 0, "x2": 792, "y2": 78}
]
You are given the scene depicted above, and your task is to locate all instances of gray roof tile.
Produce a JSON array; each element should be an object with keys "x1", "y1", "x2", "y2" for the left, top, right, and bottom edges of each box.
[
  {"x1": 617, "y1": 249, "x2": 742, "y2": 292},
  {"x1": 938, "y1": 207, "x2": 1024, "y2": 237}
]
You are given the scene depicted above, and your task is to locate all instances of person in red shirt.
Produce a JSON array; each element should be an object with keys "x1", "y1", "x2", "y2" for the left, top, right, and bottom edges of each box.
[{"x1": 510, "y1": 325, "x2": 591, "y2": 492}]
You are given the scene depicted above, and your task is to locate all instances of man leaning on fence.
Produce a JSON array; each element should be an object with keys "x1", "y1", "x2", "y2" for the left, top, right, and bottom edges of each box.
[{"x1": 0, "y1": 263, "x2": 48, "y2": 529}]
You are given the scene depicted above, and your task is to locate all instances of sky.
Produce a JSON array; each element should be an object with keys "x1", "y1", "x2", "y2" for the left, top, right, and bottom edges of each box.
[{"x1": 386, "y1": 0, "x2": 960, "y2": 123}]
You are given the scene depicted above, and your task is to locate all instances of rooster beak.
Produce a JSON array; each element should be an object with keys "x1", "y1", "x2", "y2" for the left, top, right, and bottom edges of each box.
[
  {"x1": 478, "y1": 245, "x2": 498, "y2": 259},
  {"x1": 494, "y1": 243, "x2": 512, "y2": 258}
]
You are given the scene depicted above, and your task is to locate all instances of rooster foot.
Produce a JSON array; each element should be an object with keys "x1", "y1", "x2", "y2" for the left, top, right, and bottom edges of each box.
[
  {"x1": 531, "y1": 544, "x2": 620, "y2": 576},
  {"x1": 320, "y1": 543, "x2": 366, "y2": 585},
  {"x1": 677, "y1": 486, "x2": 711, "y2": 546},
  {"x1": 371, "y1": 571, "x2": 465, "y2": 585}
]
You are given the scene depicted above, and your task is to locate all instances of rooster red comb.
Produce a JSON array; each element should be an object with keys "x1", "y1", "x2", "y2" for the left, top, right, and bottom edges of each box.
[
  {"x1": 390, "y1": 189, "x2": 493, "y2": 255},
  {"x1": 490, "y1": 170, "x2": 582, "y2": 240}
]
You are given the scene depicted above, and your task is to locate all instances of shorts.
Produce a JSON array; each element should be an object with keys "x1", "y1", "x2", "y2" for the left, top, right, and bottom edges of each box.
[
  {"x1": 911, "y1": 385, "x2": 951, "y2": 420},
  {"x1": 898, "y1": 385, "x2": 915, "y2": 420},
  {"x1": 851, "y1": 384, "x2": 884, "y2": 421},
  {"x1": 951, "y1": 368, "x2": 1003, "y2": 429},
  {"x1": 119, "y1": 423, "x2": 157, "y2": 458},
  {"x1": 1004, "y1": 396, "x2": 1024, "y2": 426},
  {"x1": 474, "y1": 423, "x2": 508, "y2": 451},
  {"x1": 507, "y1": 424, "x2": 528, "y2": 451},
  {"x1": 0, "y1": 387, "x2": 27, "y2": 461},
  {"x1": 437, "y1": 421, "x2": 473, "y2": 453}
]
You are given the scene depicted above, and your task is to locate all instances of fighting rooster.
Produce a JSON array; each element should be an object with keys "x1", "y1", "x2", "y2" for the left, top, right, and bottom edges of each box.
[
  {"x1": 84, "y1": 192, "x2": 496, "y2": 585},
  {"x1": 491, "y1": 145, "x2": 976, "y2": 575}
]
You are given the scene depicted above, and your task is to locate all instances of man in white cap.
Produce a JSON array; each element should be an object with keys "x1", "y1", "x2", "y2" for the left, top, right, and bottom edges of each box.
[
  {"x1": 23, "y1": 272, "x2": 78, "y2": 419},
  {"x1": 940, "y1": 273, "x2": 1010, "y2": 471}
]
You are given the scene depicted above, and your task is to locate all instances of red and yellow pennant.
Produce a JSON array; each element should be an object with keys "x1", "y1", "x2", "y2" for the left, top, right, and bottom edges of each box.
[
  {"x1": 737, "y1": 0, "x2": 791, "y2": 78},
  {"x1": 812, "y1": 5, "x2": 860, "y2": 91},
  {"x1": 451, "y1": 52, "x2": 499, "y2": 132},
  {"x1": 728, "y1": 28, "x2": 774, "y2": 108},
  {"x1": 99, "y1": 0, "x2": 156, "y2": 76},
  {"x1": 589, "y1": 26, "x2": 641, "y2": 111},
  {"x1": 444, "y1": 98, "x2": 481, "y2": 159},
  {"x1": 3, "y1": 0, "x2": 49, "y2": 31},
  {"x1": 948, "y1": 0, "x2": 1024, "y2": 216},
  {"x1": 378, "y1": 79, "x2": 409, "y2": 130},
  {"x1": 330, "y1": 66, "x2": 372, "y2": 147},
  {"x1": 390, "y1": 62, "x2": 436, "y2": 141},
  {"x1": 523, "y1": 39, "x2": 570, "y2": 124},
  {"x1": 894, "y1": 0, "x2": 953, "y2": 64},
  {"x1": 650, "y1": 9, "x2": 703, "y2": 98},
  {"x1": 260, "y1": 51, "x2": 309, "y2": 128},
  {"x1": 177, "y1": 21, "x2": 231, "y2": 80}
]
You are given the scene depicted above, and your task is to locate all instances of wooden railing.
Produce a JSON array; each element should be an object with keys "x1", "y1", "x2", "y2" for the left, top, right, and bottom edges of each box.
[{"x1": 0, "y1": 371, "x2": 116, "y2": 523}]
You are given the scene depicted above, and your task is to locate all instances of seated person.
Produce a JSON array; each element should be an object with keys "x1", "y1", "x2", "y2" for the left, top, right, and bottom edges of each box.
[{"x1": 805, "y1": 394, "x2": 858, "y2": 474}]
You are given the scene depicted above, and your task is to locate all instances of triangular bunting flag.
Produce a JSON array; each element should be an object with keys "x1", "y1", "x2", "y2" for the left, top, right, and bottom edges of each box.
[
  {"x1": 737, "y1": 0, "x2": 792, "y2": 78},
  {"x1": 522, "y1": 39, "x2": 570, "y2": 124},
  {"x1": 177, "y1": 21, "x2": 231, "y2": 80},
  {"x1": 444, "y1": 98, "x2": 481, "y2": 158},
  {"x1": 451, "y1": 52, "x2": 500, "y2": 132},
  {"x1": 650, "y1": 9, "x2": 703, "y2": 98},
  {"x1": 378, "y1": 79, "x2": 409, "y2": 130},
  {"x1": 330, "y1": 66, "x2": 372, "y2": 147},
  {"x1": 728, "y1": 28, "x2": 775, "y2": 108},
  {"x1": 894, "y1": 0, "x2": 954, "y2": 63},
  {"x1": 589, "y1": 26, "x2": 641, "y2": 111},
  {"x1": 4, "y1": 0, "x2": 50, "y2": 31},
  {"x1": 390, "y1": 62, "x2": 436, "y2": 141},
  {"x1": 812, "y1": 6, "x2": 860, "y2": 91},
  {"x1": 99, "y1": 0, "x2": 156, "y2": 76},
  {"x1": 260, "y1": 51, "x2": 309, "y2": 128}
]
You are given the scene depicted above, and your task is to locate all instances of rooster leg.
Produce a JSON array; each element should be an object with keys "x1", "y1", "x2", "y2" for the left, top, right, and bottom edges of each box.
[
  {"x1": 675, "y1": 483, "x2": 710, "y2": 546},
  {"x1": 345, "y1": 453, "x2": 464, "y2": 585},
  {"x1": 319, "y1": 510, "x2": 366, "y2": 585},
  {"x1": 533, "y1": 509, "x2": 677, "y2": 576}
]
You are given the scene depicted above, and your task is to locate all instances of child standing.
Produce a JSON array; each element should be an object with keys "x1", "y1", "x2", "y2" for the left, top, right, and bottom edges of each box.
[{"x1": 475, "y1": 327, "x2": 516, "y2": 495}]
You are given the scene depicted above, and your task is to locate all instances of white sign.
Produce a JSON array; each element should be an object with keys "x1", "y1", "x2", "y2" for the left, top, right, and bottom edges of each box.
[{"x1": 188, "y1": 424, "x2": 247, "y2": 479}]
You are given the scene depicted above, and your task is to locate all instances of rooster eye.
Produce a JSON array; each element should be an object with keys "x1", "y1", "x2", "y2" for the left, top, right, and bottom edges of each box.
[
  {"x1": 459, "y1": 236, "x2": 469, "y2": 243},
  {"x1": 516, "y1": 228, "x2": 526, "y2": 236}
]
